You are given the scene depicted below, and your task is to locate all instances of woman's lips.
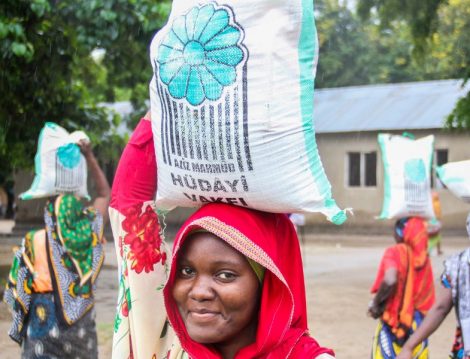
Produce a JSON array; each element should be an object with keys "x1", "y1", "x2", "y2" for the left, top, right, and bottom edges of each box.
[{"x1": 188, "y1": 310, "x2": 220, "y2": 323}]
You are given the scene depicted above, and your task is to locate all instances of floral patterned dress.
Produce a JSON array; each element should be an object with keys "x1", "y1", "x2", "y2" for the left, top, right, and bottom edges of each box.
[
  {"x1": 442, "y1": 248, "x2": 470, "y2": 359},
  {"x1": 110, "y1": 119, "x2": 179, "y2": 358}
]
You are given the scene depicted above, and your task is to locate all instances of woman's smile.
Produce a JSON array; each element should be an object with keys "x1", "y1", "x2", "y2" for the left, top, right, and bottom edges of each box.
[
  {"x1": 187, "y1": 309, "x2": 222, "y2": 323},
  {"x1": 172, "y1": 232, "x2": 260, "y2": 346}
]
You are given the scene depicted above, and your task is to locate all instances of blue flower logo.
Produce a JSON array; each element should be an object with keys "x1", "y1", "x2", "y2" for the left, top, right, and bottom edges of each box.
[
  {"x1": 57, "y1": 143, "x2": 81, "y2": 169},
  {"x1": 157, "y1": 4, "x2": 246, "y2": 106},
  {"x1": 404, "y1": 159, "x2": 426, "y2": 183}
]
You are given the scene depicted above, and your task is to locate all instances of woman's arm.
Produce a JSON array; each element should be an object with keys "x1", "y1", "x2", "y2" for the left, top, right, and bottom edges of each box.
[
  {"x1": 368, "y1": 267, "x2": 397, "y2": 318},
  {"x1": 396, "y1": 286, "x2": 453, "y2": 359},
  {"x1": 110, "y1": 111, "x2": 173, "y2": 358},
  {"x1": 109, "y1": 111, "x2": 155, "y2": 212},
  {"x1": 78, "y1": 140, "x2": 110, "y2": 224}
]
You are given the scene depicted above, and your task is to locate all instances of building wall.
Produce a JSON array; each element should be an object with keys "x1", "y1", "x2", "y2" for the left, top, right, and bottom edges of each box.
[
  {"x1": 13, "y1": 170, "x2": 46, "y2": 222},
  {"x1": 14, "y1": 130, "x2": 470, "y2": 231},
  {"x1": 313, "y1": 129, "x2": 470, "y2": 230}
]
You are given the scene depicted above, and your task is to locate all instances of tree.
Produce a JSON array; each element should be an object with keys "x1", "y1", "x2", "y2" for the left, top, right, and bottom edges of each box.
[
  {"x1": 357, "y1": 0, "x2": 470, "y2": 131},
  {"x1": 316, "y1": 0, "x2": 376, "y2": 88},
  {"x1": 0, "y1": 0, "x2": 171, "y2": 184},
  {"x1": 316, "y1": 0, "x2": 435, "y2": 88}
]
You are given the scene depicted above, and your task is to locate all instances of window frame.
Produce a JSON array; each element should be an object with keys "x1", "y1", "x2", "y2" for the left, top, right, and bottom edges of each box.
[
  {"x1": 432, "y1": 148, "x2": 448, "y2": 189},
  {"x1": 346, "y1": 151, "x2": 377, "y2": 188}
]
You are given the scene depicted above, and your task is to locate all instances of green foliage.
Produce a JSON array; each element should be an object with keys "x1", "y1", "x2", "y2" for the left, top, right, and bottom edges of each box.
[
  {"x1": 316, "y1": 0, "x2": 374, "y2": 87},
  {"x1": 447, "y1": 91, "x2": 470, "y2": 131},
  {"x1": 357, "y1": 0, "x2": 445, "y2": 55},
  {"x1": 0, "y1": 0, "x2": 171, "y2": 182},
  {"x1": 316, "y1": 0, "x2": 431, "y2": 88},
  {"x1": 356, "y1": 0, "x2": 470, "y2": 131}
]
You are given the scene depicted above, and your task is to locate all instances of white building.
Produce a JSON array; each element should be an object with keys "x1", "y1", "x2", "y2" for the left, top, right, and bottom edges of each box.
[{"x1": 313, "y1": 79, "x2": 470, "y2": 230}]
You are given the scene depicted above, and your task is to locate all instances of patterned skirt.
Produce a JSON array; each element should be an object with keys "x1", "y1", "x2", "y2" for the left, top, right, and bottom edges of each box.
[
  {"x1": 450, "y1": 326, "x2": 470, "y2": 359},
  {"x1": 371, "y1": 311, "x2": 429, "y2": 359},
  {"x1": 21, "y1": 293, "x2": 98, "y2": 359}
]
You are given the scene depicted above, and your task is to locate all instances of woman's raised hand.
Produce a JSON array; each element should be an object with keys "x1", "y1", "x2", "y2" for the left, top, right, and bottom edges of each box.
[{"x1": 77, "y1": 139, "x2": 92, "y2": 158}]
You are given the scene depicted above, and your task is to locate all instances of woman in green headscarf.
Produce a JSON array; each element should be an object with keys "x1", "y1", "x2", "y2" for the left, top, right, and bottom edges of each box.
[{"x1": 3, "y1": 140, "x2": 110, "y2": 359}]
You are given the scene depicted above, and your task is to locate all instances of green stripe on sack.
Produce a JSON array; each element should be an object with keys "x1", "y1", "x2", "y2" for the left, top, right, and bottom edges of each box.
[
  {"x1": 298, "y1": 0, "x2": 346, "y2": 225},
  {"x1": 436, "y1": 165, "x2": 464, "y2": 184},
  {"x1": 428, "y1": 136, "x2": 435, "y2": 179},
  {"x1": 19, "y1": 122, "x2": 54, "y2": 200},
  {"x1": 378, "y1": 134, "x2": 391, "y2": 219}
]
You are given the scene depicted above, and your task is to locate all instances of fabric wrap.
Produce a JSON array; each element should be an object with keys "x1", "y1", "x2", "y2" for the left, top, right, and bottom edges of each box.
[{"x1": 164, "y1": 203, "x2": 335, "y2": 358}]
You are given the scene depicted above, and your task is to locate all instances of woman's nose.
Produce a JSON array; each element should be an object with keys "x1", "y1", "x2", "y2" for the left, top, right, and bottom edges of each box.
[{"x1": 188, "y1": 275, "x2": 215, "y2": 301}]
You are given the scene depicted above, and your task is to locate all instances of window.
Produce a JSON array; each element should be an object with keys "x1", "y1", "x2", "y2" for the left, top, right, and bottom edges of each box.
[
  {"x1": 348, "y1": 152, "x2": 361, "y2": 187},
  {"x1": 365, "y1": 152, "x2": 377, "y2": 187},
  {"x1": 347, "y1": 151, "x2": 377, "y2": 187},
  {"x1": 436, "y1": 149, "x2": 448, "y2": 166},
  {"x1": 432, "y1": 149, "x2": 448, "y2": 188}
]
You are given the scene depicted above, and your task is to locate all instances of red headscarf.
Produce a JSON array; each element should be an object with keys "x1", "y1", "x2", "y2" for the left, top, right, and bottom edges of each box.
[
  {"x1": 164, "y1": 203, "x2": 334, "y2": 358},
  {"x1": 371, "y1": 217, "x2": 435, "y2": 338}
]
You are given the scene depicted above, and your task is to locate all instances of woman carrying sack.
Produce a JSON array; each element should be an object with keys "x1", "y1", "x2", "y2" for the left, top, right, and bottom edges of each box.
[
  {"x1": 110, "y1": 115, "x2": 335, "y2": 359},
  {"x1": 3, "y1": 140, "x2": 109, "y2": 359},
  {"x1": 368, "y1": 217, "x2": 435, "y2": 359}
]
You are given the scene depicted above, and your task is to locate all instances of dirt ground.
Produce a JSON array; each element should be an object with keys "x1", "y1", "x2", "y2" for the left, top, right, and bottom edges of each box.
[{"x1": 0, "y1": 233, "x2": 465, "y2": 359}]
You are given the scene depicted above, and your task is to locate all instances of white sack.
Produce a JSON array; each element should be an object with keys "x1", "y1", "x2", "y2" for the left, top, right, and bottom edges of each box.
[
  {"x1": 20, "y1": 122, "x2": 89, "y2": 200},
  {"x1": 437, "y1": 160, "x2": 470, "y2": 203},
  {"x1": 149, "y1": 0, "x2": 346, "y2": 224},
  {"x1": 378, "y1": 134, "x2": 435, "y2": 219}
]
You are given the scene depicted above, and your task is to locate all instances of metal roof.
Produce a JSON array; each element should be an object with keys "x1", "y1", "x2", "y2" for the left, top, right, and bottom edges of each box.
[{"x1": 314, "y1": 79, "x2": 470, "y2": 133}]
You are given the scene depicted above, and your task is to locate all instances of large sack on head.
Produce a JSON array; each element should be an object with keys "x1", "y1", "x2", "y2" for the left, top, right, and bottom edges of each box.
[
  {"x1": 149, "y1": 0, "x2": 346, "y2": 224},
  {"x1": 20, "y1": 122, "x2": 90, "y2": 200},
  {"x1": 378, "y1": 134, "x2": 435, "y2": 219},
  {"x1": 437, "y1": 160, "x2": 470, "y2": 203}
]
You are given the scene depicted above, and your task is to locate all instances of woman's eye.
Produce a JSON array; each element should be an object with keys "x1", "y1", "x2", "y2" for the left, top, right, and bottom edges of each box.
[
  {"x1": 217, "y1": 271, "x2": 237, "y2": 281},
  {"x1": 180, "y1": 267, "x2": 195, "y2": 277}
]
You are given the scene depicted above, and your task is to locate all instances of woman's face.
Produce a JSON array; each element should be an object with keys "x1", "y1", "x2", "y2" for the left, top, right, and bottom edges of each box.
[{"x1": 172, "y1": 232, "x2": 260, "y2": 347}]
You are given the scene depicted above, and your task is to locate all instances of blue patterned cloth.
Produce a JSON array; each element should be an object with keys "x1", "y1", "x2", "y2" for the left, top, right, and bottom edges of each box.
[
  {"x1": 21, "y1": 293, "x2": 98, "y2": 359},
  {"x1": 371, "y1": 311, "x2": 429, "y2": 359}
]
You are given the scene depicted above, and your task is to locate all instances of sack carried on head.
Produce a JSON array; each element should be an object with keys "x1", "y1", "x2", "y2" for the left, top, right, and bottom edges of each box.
[
  {"x1": 378, "y1": 134, "x2": 435, "y2": 219},
  {"x1": 20, "y1": 122, "x2": 90, "y2": 200},
  {"x1": 149, "y1": 0, "x2": 346, "y2": 224},
  {"x1": 437, "y1": 160, "x2": 470, "y2": 203}
]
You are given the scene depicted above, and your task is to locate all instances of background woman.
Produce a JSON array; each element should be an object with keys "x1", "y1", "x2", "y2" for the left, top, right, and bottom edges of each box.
[
  {"x1": 368, "y1": 217, "x2": 435, "y2": 359},
  {"x1": 3, "y1": 140, "x2": 109, "y2": 359},
  {"x1": 397, "y1": 213, "x2": 470, "y2": 359}
]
